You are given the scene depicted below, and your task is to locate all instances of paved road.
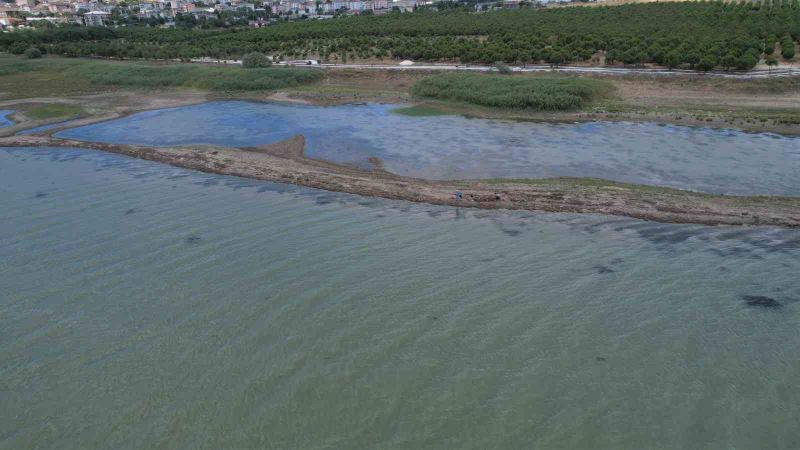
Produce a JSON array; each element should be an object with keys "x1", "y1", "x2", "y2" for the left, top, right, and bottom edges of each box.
[
  {"x1": 299, "y1": 62, "x2": 799, "y2": 79},
  {"x1": 191, "y1": 57, "x2": 798, "y2": 78}
]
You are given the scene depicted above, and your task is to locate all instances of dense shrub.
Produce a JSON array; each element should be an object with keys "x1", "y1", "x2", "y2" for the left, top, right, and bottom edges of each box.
[
  {"x1": 663, "y1": 51, "x2": 681, "y2": 69},
  {"x1": 766, "y1": 54, "x2": 779, "y2": 68},
  {"x1": 697, "y1": 56, "x2": 717, "y2": 72},
  {"x1": 781, "y1": 37, "x2": 796, "y2": 59},
  {"x1": 24, "y1": 47, "x2": 43, "y2": 59},
  {"x1": 241, "y1": 52, "x2": 271, "y2": 68},
  {"x1": 411, "y1": 73, "x2": 613, "y2": 111},
  {"x1": 493, "y1": 61, "x2": 512, "y2": 74},
  {"x1": 8, "y1": 42, "x2": 27, "y2": 55}
]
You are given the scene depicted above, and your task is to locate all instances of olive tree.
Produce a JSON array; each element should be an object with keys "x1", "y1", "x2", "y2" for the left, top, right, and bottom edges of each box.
[
  {"x1": 781, "y1": 38, "x2": 795, "y2": 60},
  {"x1": 663, "y1": 50, "x2": 681, "y2": 69},
  {"x1": 766, "y1": 55, "x2": 778, "y2": 71}
]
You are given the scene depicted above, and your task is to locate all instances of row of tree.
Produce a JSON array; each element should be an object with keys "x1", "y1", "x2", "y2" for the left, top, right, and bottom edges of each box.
[{"x1": 2, "y1": 0, "x2": 799, "y2": 70}]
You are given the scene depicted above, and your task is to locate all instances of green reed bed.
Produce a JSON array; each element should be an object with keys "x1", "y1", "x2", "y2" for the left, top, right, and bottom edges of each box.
[
  {"x1": 0, "y1": 55, "x2": 323, "y2": 94},
  {"x1": 73, "y1": 62, "x2": 323, "y2": 91},
  {"x1": 411, "y1": 73, "x2": 614, "y2": 111}
]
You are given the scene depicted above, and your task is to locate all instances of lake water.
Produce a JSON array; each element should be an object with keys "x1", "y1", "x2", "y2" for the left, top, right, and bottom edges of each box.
[
  {"x1": 16, "y1": 118, "x2": 73, "y2": 135},
  {"x1": 56, "y1": 101, "x2": 800, "y2": 196},
  {"x1": 2, "y1": 146, "x2": 800, "y2": 449},
  {"x1": 0, "y1": 110, "x2": 14, "y2": 128}
]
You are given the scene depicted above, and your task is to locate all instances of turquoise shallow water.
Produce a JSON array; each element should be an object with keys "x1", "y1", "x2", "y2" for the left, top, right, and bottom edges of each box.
[
  {"x1": 2, "y1": 146, "x2": 800, "y2": 449},
  {"x1": 56, "y1": 101, "x2": 800, "y2": 196}
]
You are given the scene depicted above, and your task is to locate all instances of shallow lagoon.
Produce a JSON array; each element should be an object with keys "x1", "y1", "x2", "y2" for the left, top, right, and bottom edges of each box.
[
  {"x1": 57, "y1": 101, "x2": 800, "y2": 196},
  {"x1": 0, "y1": 109, "x2": 14, "y2": 128},
  {"x1": 16, "y1": 118, "x2": 73, "y2": 135},
  {"x1": 2, "y1": 146, "x2": 800, "y2": 449}
]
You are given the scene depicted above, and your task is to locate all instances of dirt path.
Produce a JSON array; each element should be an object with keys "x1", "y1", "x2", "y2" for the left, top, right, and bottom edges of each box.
[
  {"x1": 2, "y1": 86, "x2": 799, "y2": 227},
  {"x1": 3, "y1": 134, "x2": 799, "y2": 228},
  {"x1": 265, "y1": 92, "x2": 312, "y2": 105}
]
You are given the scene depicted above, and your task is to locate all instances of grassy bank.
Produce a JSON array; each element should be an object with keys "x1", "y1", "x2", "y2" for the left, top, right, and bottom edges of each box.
[
  {"x1": 85, "y1": 63, "x2": 323, "y2": 91},
  {"x1": 410, "y1": 73, "x2": 614, "y2": 111},
  {"x1": 390, "y1": 105, "x2": 457, "y2": 116},
  {"x1": 0, "y1": 55, "x2": 322, "y2": 98},
  {"x1": 22, "y1": 104, "x2": 84, "y2": 120}
]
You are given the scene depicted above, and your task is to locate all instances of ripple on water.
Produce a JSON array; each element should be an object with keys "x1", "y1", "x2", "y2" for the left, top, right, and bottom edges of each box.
[
  {"x1": 2, "y1": 147, "x2": 800, "y2": 449},
  {"x1": 54, "y1": 100, "x2": 800, "y2": 196}
]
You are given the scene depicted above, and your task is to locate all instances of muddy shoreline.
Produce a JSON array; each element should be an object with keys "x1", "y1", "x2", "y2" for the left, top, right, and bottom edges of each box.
[
  {"x1": 279, "y1": 69, "x2": 800, "y2": 136},
  {"x1": 3, "y1": 132, "x2": 799, "y2": 228},
  {"x1": 279, "y1": 91, "x2": 800, "y2": 137},
  {"x1": 1, "y1": 89, "x2": 799, "y2": 228}
]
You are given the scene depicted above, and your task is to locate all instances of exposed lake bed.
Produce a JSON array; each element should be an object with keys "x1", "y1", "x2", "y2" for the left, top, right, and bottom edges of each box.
[
  {"x1": 54, "y1": 101, "x2": 800, "y2": 196},
  {"x1": 2, "y1": 99, "x2": 799, "y2": 227},
  {"x1": 3, "y1": 93, "x2": 800, "y2": 448},
  {"x1": 4, "y1": 34, "x2": 800, "y2": 450}
]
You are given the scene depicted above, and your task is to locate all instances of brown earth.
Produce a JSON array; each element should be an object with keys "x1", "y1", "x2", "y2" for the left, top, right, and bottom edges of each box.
[
  {"x1": 3, "y1": 133, "x2": 799, "y2": 228},
  {"x1": 0, "y1": 90, "x2": 210, "y2": 138},
  {"x1": 2, "y1": 76, "x2": 799, "y2": 227},
  {"x1": 280, "y1": 69, "x2": 800, "y2": 135}
]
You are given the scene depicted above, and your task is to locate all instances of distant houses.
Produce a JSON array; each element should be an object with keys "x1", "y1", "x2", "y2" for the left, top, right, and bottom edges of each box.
[
  {"x1": 83, "y1": 10, "x2": 110, "y2": 26},
  {"x1": 0, "y1": 0, "x2": 578, "y2": 31}
]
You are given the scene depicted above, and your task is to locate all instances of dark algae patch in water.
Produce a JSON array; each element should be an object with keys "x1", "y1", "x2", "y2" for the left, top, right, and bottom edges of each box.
[
  {"x1": 743, "y1": 295, "x2": 782, "y2": 308},
  {"x1": 593, "y1": 265, "x2": 616, "y2": 274},
  {"x1": 3, "y1": 143, "x2": 800, "y2": 449}
]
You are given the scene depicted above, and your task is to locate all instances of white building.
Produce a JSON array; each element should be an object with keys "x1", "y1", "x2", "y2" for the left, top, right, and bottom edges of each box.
[{"x1": 83, "y1": 10, "x2": 111, "y2": 26}]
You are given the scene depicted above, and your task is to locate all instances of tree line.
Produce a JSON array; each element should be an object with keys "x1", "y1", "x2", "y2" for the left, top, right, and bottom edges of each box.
[{"x1": 2, "y1": 0, "x2": 799, "y2": 71}]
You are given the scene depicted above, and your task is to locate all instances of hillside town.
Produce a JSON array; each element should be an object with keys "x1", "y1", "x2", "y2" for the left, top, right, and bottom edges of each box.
[{"x1": 0, "y1": 0, "x2": 571, "y2": 29}]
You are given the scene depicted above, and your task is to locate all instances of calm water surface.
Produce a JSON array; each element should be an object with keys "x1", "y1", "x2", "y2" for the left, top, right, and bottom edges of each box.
[
  {"x1": 16, "y1": 118, "x2": 73, "y2": 135},
  {"x1": 56, "y1": 101, "x2": 800, "y2": 196},
  {"x1": 2, "y1": 147, "x2": 800, "y2": 449},
  {"x1": 0, "y1": 110, "x2": 13, "y2": 128}
]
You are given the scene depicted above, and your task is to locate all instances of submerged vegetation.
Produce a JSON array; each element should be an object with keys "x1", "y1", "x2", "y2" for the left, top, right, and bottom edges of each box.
[
  {"x1": 2, "y1": 1, "x2": 800, "y2": 71},
  {"x1": 411, "y1": 73, "x2": 613, "y2": 111}
]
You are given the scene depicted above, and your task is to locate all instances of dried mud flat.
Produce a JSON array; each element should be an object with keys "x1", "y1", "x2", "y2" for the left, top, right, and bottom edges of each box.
[{"x1": 3, "y1": 132, "x2": 800, "y2": 228}]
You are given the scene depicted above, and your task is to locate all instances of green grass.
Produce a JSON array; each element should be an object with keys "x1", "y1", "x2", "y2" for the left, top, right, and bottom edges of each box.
[
  {"x1": 411, "y1": 73, "x2": 615, "y2": 112},
  {"x1": 24, "y1": 104, "x2": 83, "y2": 120},
  {"x1": 0, "y1": 55, "x2": 323, "y2": 97},
  {"x1": 80, "y1": 63, "x2": 323, "y2": 91},
  {"x1": 390, "y1": 105, "x2": 455, "y2": 117}
]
